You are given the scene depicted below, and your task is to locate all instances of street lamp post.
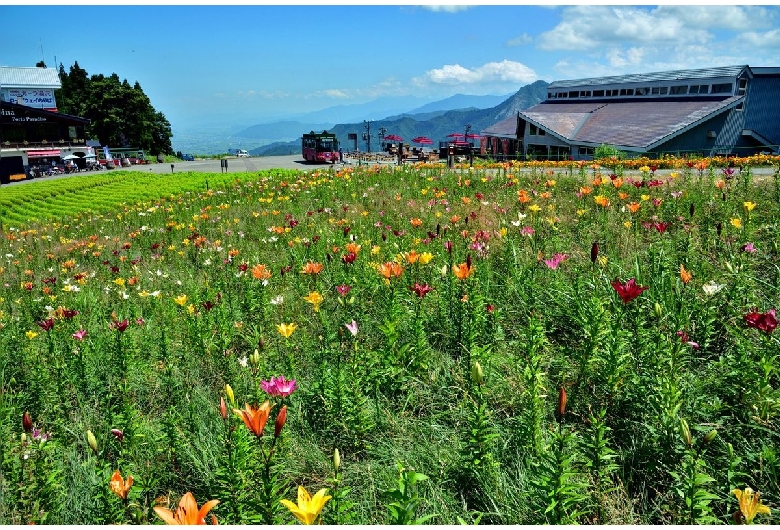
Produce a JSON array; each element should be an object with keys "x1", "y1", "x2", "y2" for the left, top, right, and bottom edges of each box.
[
  {"x1": 378, "y1": 127, "x2": 386, "y2": 152},
  {"x1": 465, "y1": 124, "x2": 473, "y2": 167},
  {"x1": 363, "y1": 120, "x2": 372, "y2": 153}
]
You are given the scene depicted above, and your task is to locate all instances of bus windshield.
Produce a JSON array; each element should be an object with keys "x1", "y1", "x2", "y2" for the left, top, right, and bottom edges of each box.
[{"x1": 317, "y1": 138, "x2": 337, "y2": 151}]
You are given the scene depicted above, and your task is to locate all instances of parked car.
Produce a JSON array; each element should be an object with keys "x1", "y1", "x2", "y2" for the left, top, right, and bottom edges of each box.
[
  {"x1": 236, "y1": 150, "x2": 249, "y2": 158},
  {"x1": 181, "y1": 154, "x2": 194, "y2": 161}
]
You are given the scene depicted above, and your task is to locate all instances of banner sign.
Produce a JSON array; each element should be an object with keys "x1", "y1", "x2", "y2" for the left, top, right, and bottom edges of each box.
[
  {"x1": 28, "y1": 150, "x2": 61, "y2": 158},
  {"x1": 7, "y1": 89, "x2": 55, "y2": 107}
]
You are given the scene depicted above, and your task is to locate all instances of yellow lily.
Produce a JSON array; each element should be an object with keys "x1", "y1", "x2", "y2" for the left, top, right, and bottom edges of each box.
[
  {"x1": 733, "y1": 487, "x2": 771, "y2": 524},
  {"x1": 281, "y1": 485, "x2": 332, "y2": 525},
  {"x1": 277, "y1": 323, "x2": 297, "y2": 338}
]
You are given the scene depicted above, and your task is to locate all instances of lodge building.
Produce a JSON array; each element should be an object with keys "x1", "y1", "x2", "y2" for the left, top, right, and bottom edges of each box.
[
  {"x1": 481, "y1": 64, "x2": 780, "y2": 161},
  {"x1": 0, "y1": 66, "x2": 91, "y2": 184}
]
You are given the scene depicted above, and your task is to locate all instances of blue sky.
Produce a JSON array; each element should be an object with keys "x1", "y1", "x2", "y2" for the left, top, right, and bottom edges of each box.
[{"x1": 2, "y1": 4, "x2": 779, "y2": 132}]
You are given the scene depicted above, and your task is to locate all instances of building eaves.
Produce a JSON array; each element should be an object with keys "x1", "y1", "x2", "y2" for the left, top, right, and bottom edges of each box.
[{"x1": 480, "y1": 114, "x2": 519, "y2": 138}]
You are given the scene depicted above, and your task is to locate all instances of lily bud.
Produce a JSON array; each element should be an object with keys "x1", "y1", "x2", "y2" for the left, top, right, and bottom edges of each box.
[
  {"x1": 725, "y1": 261, "x2": 734, "y2": 274},
  {"x1": 703, "y1": 429, "x2": 717, "y2": 445},
  {"x1": 679, "y1": 418, "x2": 692, "y2": 447},
  {"x1": 590, "y1": 241, "x2": 599, "y2": 263},
  {"x1": 250, "y1": 349, "x2": 260, "y2": 366},
  {"x1": 716, "y1": 222, "x2": 722, "y2": 236},
  {"x1": 219, "y1": 396, "x2": 228, "y2": 420},
  {"x1": 689, "y1": 203, "x2": 695, "y2": 218},
  {"x1": 87, "y1": 429, "x2": 99, "y2": 454},
  {"x1": 224, "y1": 384, "x2": 235, "y2": 406},
  {"x1": 333, "y1": 448, "x2": 341, "y2": 472},
  {"x1": 21, "y1": 432, "x2": 27, "y2": 444},
  {"x1": 274, "y1": 405, "x2": 287, "y2": 438},
  {"x1": 557, "y1": 386, "x2": 568, "y2": 419},
  {"x1": 654, "y1": 302, "x2": 663, "y2": 319},
  {"x1": 22, "y1": 411, "x2": 32, "y2": 433},
  {"x1": 110, "y1": 428, "x2": 125, "y2": 443},
  {"x1": 471, "y1": 362, "x2": 484, "y2": 385}
]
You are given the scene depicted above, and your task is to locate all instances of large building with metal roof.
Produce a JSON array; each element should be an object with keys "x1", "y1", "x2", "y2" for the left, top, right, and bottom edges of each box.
[
  {"x1": 1, "y1": 65, "x2": 91, "y2": 183},
  {"x1": 481, "y1": 65, "x2": 780, "y2": 161}
]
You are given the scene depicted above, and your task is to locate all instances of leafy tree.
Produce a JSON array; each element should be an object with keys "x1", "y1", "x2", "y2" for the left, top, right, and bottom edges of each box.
[{"x1": 56, "y1": 62, "x2": 173, "y2": 155}]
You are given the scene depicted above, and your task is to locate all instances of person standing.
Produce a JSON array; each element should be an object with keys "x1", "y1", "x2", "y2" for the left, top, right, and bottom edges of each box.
[{"x1": 339, "y1": 146, "x2": 344, "y2": 163}]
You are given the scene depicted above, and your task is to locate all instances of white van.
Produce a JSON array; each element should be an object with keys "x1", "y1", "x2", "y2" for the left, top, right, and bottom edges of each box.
[{"x1": 236, "y1": 149, "x2": 249, "y2": 158}]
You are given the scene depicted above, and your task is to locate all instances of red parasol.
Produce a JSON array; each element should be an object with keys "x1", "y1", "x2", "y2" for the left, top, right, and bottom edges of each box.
[
  {"x1": 446, "y1": 133, "x2": 465, "y2": 138},
  {"x1": 384, "y1": 134, "x2": 403, "y2": 142},
  {"x1": 412, "y1": 136, "x2": 433, "y2": 145}
]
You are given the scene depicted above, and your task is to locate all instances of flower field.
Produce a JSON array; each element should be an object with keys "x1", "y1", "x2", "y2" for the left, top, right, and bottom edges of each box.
[{"x1": 0, "y1": 160, "x2": 778, "y2": 524}]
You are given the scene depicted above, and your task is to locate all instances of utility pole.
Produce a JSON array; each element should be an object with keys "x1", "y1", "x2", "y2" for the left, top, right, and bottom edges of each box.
[{"x1": 378, "y1": 127, "x2": 386, "y2": 151}]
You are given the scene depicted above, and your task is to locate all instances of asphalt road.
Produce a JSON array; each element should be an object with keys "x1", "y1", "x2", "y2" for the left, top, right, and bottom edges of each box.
[{"x1": 123, "y1": 154, "x2": 340, "y2": 174}]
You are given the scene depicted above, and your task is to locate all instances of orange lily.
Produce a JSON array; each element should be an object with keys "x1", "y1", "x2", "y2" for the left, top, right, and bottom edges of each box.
[
  {"x1": 233, "y1": 401, "x2": 272, "y2": 438},
  {"x1": 679, "y1": 264, "x2": 692, "y2": 284},
  {"x1": 109, "y1": 470, "x2": 133, "y2": 500},
  {"x1": 378, "y1": 262, "x2": 403, "y2": 279},
  {"x1": 252, "y1": 263, "x2": 272, "y2": 281},
  {"x1": 300, "y1": 262, "x2": 324, "y2": 275},
  {"x1": 153, "y1": 491, "x2": 220, "y2": 525},
  {"x1": 452, "y1": 261, "x2": 475, "y2": 280}
]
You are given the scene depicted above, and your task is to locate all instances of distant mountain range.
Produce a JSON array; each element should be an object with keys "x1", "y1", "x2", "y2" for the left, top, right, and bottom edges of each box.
[
  {"x1": 170, "y1": 83, "x2": 548, "y2": 155},
  {"x1": 250, "y1": 81, "x2": 549, "y2": 156}
]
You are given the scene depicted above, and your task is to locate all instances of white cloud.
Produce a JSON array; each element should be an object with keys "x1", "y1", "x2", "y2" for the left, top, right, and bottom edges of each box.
[
  {"x1": 321, "y1": 89, "x2": 349, "y2": 98},
  {"x1": 506, "y1": 33, "x2": 532, "y2": 47},
  {"x1": 537, "y1": 6, "x2": 710, "y2": 51},
  {"x1": 413, "y1": 59, "x2": 537, "y2": 88},
  {"x1": 420, "y1": 5, "x2": 473, "y2": 13},
  {"x1": 654, "y1": 5, "x2": 776, "y2": 32},
  {"x1": 537, "y1": 4, "x2": 780, "y2": 81},
  {"x1": 741, "y1": 28, "x2": 780, "y2": 49}
]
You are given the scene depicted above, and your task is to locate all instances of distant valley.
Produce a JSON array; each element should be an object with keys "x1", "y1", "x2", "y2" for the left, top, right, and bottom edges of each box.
[{"x1": 171, "y1": 84, "x2": 548, "y2": 156}]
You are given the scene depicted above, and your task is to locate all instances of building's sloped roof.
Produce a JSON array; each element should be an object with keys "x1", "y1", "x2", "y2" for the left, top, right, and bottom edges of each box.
[
  {"x1": 521, "y1": 97, "x2": 743, "y2": 149},
  {"x1": 549, "y1": 65, "x2": 748, "y2": 89},
  {"x1": 480, "y1": 114, "x2": 518, "y2": 138},
  {"x1": 0, "y1": 67, "x2": 61, "y2": 89}
]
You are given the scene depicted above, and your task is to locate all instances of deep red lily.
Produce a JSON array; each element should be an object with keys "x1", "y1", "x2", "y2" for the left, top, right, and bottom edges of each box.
[
  {"x1": 744, "y1": 309, "x2": 777, "y2": 334},
  {"x1": 611, "y1": 278, "x2": 649, "y2": 304}
]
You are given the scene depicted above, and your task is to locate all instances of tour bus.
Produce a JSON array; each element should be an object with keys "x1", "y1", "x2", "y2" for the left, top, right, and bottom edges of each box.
[
  {"x1": 302, "y1": 130, "x2": 339, "y2": 164},
  {"x1": 98, "y1": 147, "x2": 147, "y2": 166}
]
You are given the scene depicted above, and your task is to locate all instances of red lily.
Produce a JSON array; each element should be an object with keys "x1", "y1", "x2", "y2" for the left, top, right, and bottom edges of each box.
[{"x1": 611, "y1": 278, "x2": 649, "y2": 304}]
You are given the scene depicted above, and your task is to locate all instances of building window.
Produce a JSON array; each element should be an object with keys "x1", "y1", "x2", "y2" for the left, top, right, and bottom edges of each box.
[
  {"x1": 738, "y1": 78, "x2": 747, "y2": 95},
  {"x1": 711, "y1": 83, "x2": 732, "y2": 94},
  {"x1": 735, "y1": 102, "x2": 744, "y2": 111},
  {"x1": 579, "y1": 146, "x2": 594, "y2": 155},
  {"x1": 619, "y1": 88, "x2": 634, "y2": 96},
  {"x1": 670, "y1": 85, "x2": 688, "y2": 95},
  {"x1": 635, "y1": 87, "x2": 650, "y2": 96},
  {"x1": 593, "y1": 89, "x2": 605, "y2": 97},
  {"x1": 689, "y1": 85, "x2": 709, "y2": 94},
  {"x1": 568, "y1": 91, "x2": 579, "y2": 98}
]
